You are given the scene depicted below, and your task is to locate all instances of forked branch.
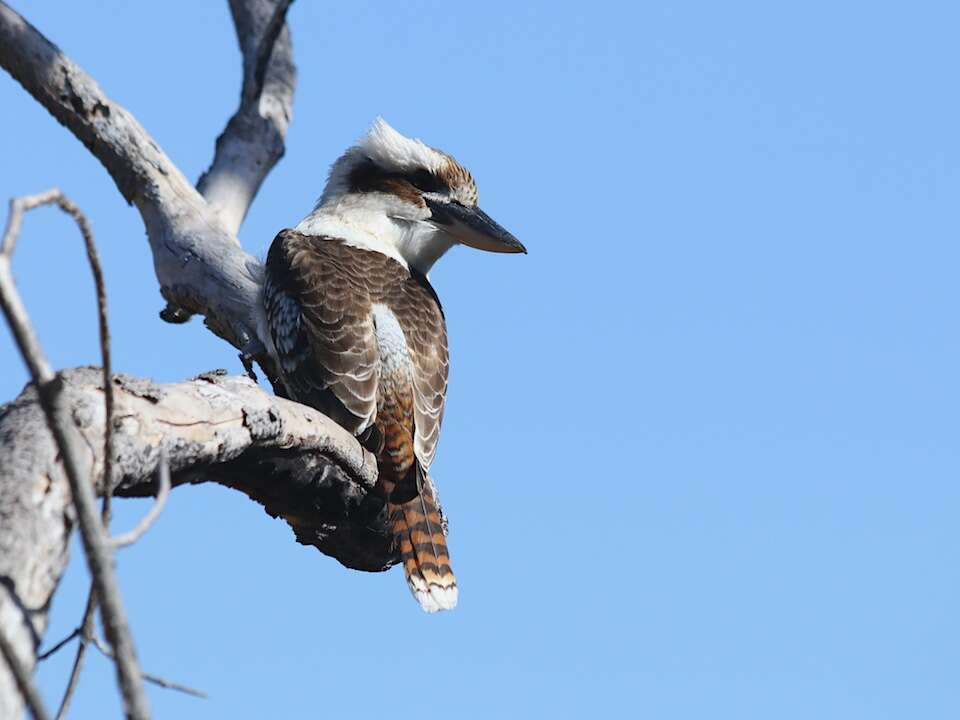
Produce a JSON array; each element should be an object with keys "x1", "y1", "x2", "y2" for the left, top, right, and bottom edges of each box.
[{"x1": 0, "y1": 0, "x2": 296, "y2": 380}]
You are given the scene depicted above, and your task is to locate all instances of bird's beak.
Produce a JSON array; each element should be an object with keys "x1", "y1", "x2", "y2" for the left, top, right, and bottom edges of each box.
[{"x1": 425, "y1": 198, "x2": 526, "y2": 254}]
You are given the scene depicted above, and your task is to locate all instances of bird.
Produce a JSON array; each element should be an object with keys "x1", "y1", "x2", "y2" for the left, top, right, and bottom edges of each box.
[{"x1": 259, "y1": 119, "x2": 525, "y2": 612}]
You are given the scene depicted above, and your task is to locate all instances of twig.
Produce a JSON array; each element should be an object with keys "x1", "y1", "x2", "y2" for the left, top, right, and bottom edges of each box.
[
  {"x1": 61, "y1": 179, "x2": 119, "y2": 715},
  {"x1": 54, "y1": 593, "x2": 96, "y2": 720},
  {"x1": 36, "y1": 628, "x2": 80, "y2": 662},
  {"x1": 0, "y1": 191, "x2": 151, "y2": 719},
  {"x1": 111, "y1": 450, "x2": 171, "y2": 548},
  {"x1": 1, "y1": 190, "x2": 126, "y2": 720},
  {"x1": 0, "y1": 625, "x2": 52, "y2": 720},
  {"x1": 1, "y1": 190, "x2": 114, "y2": 507},
  {"x1": 89, "y1": 636, "x2": 207, "y2": 700}
]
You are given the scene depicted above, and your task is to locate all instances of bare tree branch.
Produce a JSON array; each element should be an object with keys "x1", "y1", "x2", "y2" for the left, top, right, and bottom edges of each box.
[
  {"x1": 0, "y1": 188, "x2": 124, "y2": 719},
  {"x1": 0, "y1": 626, "x2": 51, "y2": 720},
  {"x1": 0, "y1": 193, "x2": 150, "y2": 718},
  {"x1": 0, "y1": 362, "x2": 388, "y2": 717},
  {"x1": 109, "y1": 451, "x2": 171, "y2": 549},
  {"x1": 198, "y1": 0, "x2": 296, "y2": 235},
  {"x1": 36, "y1": 630, "x2": 80, "y2": 663},
  {"x1": 52, "y1": 592, "x2": 95, "y2": 720},
  {"x1": 89, "y1": 636, "x2": 207, "y2": 700},
  {"x1": 0, "y1": 1, "x2": 283, "y2": 380},
  {"x1": 0, "y1": 5, "x2": 402, "y2": 718},
  {"x1": 5, "y1": 367, "x2": 383, "y2": 553},
  {"x1": 0, "y1": 190, "x2": 114, "y2": 505},
  {"x1": 0, "y1": 4, "x2": 297, "y2": 710}
]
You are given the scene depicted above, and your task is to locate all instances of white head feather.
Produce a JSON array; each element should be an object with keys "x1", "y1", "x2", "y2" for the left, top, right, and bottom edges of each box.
[
  {"x1": 316, "y1": 118, "x2": 447, "y2": 208},
  {"x1": 297, "y1": 119, "x2": 458, "y2": 273}
]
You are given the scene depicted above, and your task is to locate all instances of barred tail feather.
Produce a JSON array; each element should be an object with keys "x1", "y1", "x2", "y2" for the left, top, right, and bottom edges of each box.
[{"x1": 390, "y1": 482, "x2": 458, "y2": 613}]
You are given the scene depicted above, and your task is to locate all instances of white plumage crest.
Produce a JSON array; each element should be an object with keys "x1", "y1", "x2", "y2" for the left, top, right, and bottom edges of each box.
[
  {"x1": 317, "y1": 118, "x2": 445, "y2": 208},
  {"x1": 359, "y1": 118, "x2": 446, "y2": 174}
]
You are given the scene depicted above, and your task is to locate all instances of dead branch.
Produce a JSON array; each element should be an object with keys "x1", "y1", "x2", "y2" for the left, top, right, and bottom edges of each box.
[
  {"x1": 0, "y1": 626, "x2": 51, "y2": 720},
  {"x1": 109, "y1": 451, "x2": 171, "y2": 549},
  {"x1": 37, "y1": 631, "x2": 80, "y2": 663},
  {"x1": 0, "y1": 3, "x2": 401, "y2": 718},
  {"x1": 89, "y1": 636, "x2": 207, "y2": 700},
  {"x1": 198, "y1": 0, "x2": 296, "y2": 235},
  {"x1": 0, "y1": 0, "x2": 294, "y2": 380},
  {"x1": 53, "y1": 594, "x2": 95, "y2": 720},
  {"x1": 4, "y1": 367, "x2": 382, "y2": 553},
  {"x1": 0, "y1": 366, "x2": 389, "y2": 608},
  {"x1": 0, "y1": 0, "x2": 295, "y2": 710},
  {"x1": 0, "y1": 365, "x2": 386, "y2": 718},
  {"x1": 1, "y1": 189, "x2": 124, "y2": 719},
  {"x1": 0, "y1": 193, "x2": 150, "y2": 717}
]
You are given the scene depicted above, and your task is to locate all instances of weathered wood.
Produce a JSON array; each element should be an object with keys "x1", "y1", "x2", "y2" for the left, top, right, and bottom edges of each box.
[
  {"x1": 0, "y1": 367, "x2": 392, "y2": 716},
  {"x1": 0, "y1": 1, "x2": 293, "y2": 382},
  {"x1": 0, "y1": 2, "x2": 357, "y2": 716},
  {"x1": 198, "y1": 0, "x2": 296, "y2": 235},
  {"x1": 8, "y1": 367, "x2": 384, "y2": 555}
]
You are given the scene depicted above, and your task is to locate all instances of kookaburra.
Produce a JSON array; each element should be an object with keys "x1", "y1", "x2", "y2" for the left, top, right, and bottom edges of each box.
[{"x1": 259, "y1": 119, "x2": 525, "y2": 612}]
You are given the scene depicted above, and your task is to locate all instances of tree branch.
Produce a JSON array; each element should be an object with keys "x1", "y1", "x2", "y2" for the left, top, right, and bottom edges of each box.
[
  {"x1": 52, "y1": 593, "x2": 94, "y2": 720},
  {"x1": 198, "y1": 0, "x2": 296, "y2": 235},
  {"x1": 89, "y1": 636, "x2": 207, "y2": 700},
  {"x1": 3, "y1": 367, "x2": 386, "y2": 563},
  {"x1": 109, "y1": 451, "x2": 171, "y2": 549},
  {"x1": 0, "y1": 365, "x2": 389, "y2": 716},
  {"x1": 0, "y1": 1, "x2": 285, "y2": 380},
  {"x1": 0, "y1": 194, "x2": 150, "y2": 718},
  {"x1": 0, "y1": 5, "x2": 402, "y2": 717},
  {"x1": 0, "y1": 626, "x2": 51, "y2": 720},
  {"x1": 0, "y1": 188, "x2": 127, "y2": 719}
]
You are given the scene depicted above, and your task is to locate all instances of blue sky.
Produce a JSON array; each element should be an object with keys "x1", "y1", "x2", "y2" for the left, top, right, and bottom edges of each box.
[{"x1": 2, "y1": 1, "x2": 959, "y2": 717}]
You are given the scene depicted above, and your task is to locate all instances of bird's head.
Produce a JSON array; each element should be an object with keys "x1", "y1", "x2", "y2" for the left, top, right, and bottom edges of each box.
[{"x1": 304, "y1": 119, "x2": 525, "y2": 273}]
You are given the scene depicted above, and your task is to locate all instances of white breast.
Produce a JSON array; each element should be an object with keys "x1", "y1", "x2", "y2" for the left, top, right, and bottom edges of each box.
[{"x1": 371, "y1": 303, "x2": 413, "y2": 377}]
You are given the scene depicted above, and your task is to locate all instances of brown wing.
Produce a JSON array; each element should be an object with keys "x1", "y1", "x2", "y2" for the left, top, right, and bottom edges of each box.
[
  {"x1": 264, "y1": 230, "x2": 449, "y2": 467},
  {"x1": 391, "y1": 270, "x2": 449, "y2": 470},
  {"x1": 264, "y1": 230, "x2": 380, "y2": 435}
]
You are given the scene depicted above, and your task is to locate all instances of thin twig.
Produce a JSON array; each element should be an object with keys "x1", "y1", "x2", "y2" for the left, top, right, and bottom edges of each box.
[
  {"x1": 0, "y1": 625, "x2": 52, "y2": 720},
  {"x1": 0, "y1": 190, "x2": 151, "y2": 719},
  {"x1": 54, "y1": 593, "x2": 96, "y2": 720},
  {"x1": 90, "y1": 636, "x2": 207, "y2": 700},
  {"x1": 36, "y1": 628, "x2": 80, "y2": 662},
  {"x1": 2, "y1": 190, "x2": 114, "y2": 509},
  {"x1": 111, "y1": 450, "x2": 171, "y2": 548},
  {"x1": 2, "y1": 190, "x2": 124, "y2": 720}
]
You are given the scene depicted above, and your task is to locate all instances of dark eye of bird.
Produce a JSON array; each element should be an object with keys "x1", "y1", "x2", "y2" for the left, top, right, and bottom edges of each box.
[{"x1": 408, "y1": 169, "x2": 444, "y2": 194}]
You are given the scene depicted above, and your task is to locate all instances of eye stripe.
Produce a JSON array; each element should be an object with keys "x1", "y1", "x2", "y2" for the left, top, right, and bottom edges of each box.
[
  {"x1": 348, "y1": 159, "x2": 448, "y2": 196},
  {"x1": 408, "y1": 169, "x2": 445, "y2": 194}
]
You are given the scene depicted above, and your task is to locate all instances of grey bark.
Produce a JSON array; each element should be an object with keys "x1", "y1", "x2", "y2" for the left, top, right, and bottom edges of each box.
[
  {"x1": 198, "y1": 0, "x2": 296, "y2": 235},
  {"x1": 0, "y1": 369, "x2": 390, "y2": 718},
  {"x1": 0, "y1": 1, "x2": 393, "y2": 717},
  {"x1": 0, "y1": 0, "x2": 295, "y2": 379},
  {"x1": 1, "y1": 188, "x2": 148, "y2": 719}
]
